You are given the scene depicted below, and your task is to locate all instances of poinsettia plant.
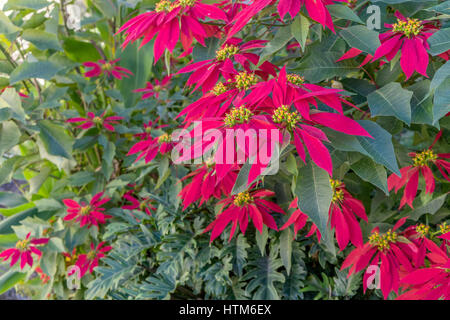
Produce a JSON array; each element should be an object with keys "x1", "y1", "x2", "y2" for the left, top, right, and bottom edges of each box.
[{"x1": 0, "y1": 0, "x2": 449, "y2": 300}]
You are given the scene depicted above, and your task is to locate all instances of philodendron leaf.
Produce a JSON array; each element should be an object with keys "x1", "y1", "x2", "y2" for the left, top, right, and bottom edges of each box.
[{"x1": 367, "y1": 82, "x2": 413, "y2": 125}]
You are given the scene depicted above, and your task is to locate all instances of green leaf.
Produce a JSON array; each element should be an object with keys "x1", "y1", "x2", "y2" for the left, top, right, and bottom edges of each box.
[
  {"x1": 22, "y1": 29, "x2": 62, "y2": 51},
  {"x1": 259, "y1": 26, "x2": 293, "y2": 64},
  {"x1": 295, "y1": 51, "x2": 358, "y2": 83},
  {"x1": 428, "y1": 28, "x2": 450, "y2": 56},
  {"x1": 9, "y1": 61, "x2": 62, "y2": 84},
  {"x1": 137, "y1": 274, "x2": 177, "y2": 300},
  {"x1": 433, "y1": 77, "x2": 450, "y2": 125},
  {"x1": 430, "y1": 60, "x2": 450, "y2": 94},
  {"x1": 0, "y1": 207, "x2": 37, "y2": 234},
  {"x1": 0, "y1": 156, "x2": 22, "y2": 185},
  {"x1": 410, "y1": 80, "x2": 434, "y2": 126},
  {"x1": 367, "y1": 82, "x2": 413, "y2": 125},
  {"x1": 426, "y1": 1, "x2": 450, "y2": 14},
  {"x1": 0, "y1": 270, "x2": 26, "y2": 295},
  {"x1": 294, "y1": 161, "x2": 334, "y2": 253},
  {"x1": 327, "y1": 120, "x2": 400, "y2": 175},
  {"x1": 62, "y1": 38, "x2": 102, "y2": 63},
  {"x1": 406, "y1": 194, "x2": 447, "y2": 221},
  {"x1": 224, "y1": 234, "x2": 249, "y2": 277},
  {"x1": 0, "y1": 192, "x2": 27, "y2": 208},
  {"x1": 0, "y1": 233, "x2": 18, "y2": 247},
  {"x1": 37, "y1": 120, "x2": 74, "y2": 159},
  {"x1": 193, "y1": 37, "x2": 219, "y2": 62},
  {"x1": 290, "y1": 15, "x2": 310, "y2": 51},
  {"x1": 255, "y1": 225, "x2": 268, "y2": 256},
  {"x1": 327, "y1": 4, "x2": 363, "y2": 24},
  {"x1": 280, "y1": 228, "x2": 293, "y2": 275},
  {"x1": 0, "y1": 11, "x2": 21, "y2": 41},
  {"x1": 0, "y1": 202, "x2": 35, "y2": 217},
  {"x1": 350, "y1": 156, "x2": 388, "y2": 195},
  {"x1": 4, "y1": 0, "x2": 51, "y2": 10},
  {"x1": 0, "y1": 120, "x2": 21, "y2": 156},
  {"x1": 0, "y1": 88, "x2": 26, "y2": 122},
  {"x1": 340, "y1": 25, "x2": 380, "y2": 55},
  {"x1": 47, "y1": 237, "x2": 66, "y2": 252},
  {"x1": 117, "y1": 40, "x2": 154, "y2": 107}
]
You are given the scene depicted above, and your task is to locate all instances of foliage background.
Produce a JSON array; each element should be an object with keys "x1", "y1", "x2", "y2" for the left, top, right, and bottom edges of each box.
[{"x1": 0, "y1": 0, "x2": 449, "y2": 300}]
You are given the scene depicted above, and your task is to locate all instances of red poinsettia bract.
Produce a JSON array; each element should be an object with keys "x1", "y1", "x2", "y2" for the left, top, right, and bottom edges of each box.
[
  {"x1": 117, "y1": 0, "x2": 226, "y2": 62},
  {"x1": 72, "y1": 242, "x2": 112, "y2": 277},
  {"x1": 388, "y1": 148, "x2": 450, "y2": 209},
  {"x1": 178, "y1": 163, "x2": 238, "y2": 210},
  {"x1": 281, "y1": 180, "x2": 367, "y2": 250},
  {"x1": 397, "y1": 237, "x2": 450, "y2": 300},
  {"x1": 134, "y1": 75, "x2": 172, "y2": 100},
  {"x1": 63, "y1": 192, "x2": 112, "y2": 228},
  {"x1": 83, "y1": 59, "x2": 133, "y2": 79},
  {"x1": 341, "y1": 217, "x2": 418, "y2": 299},
  {"x1": 372, "y1": 11, "x2": 439, "y2": 79},
  {"x1": 66, "y1": 111, "x2": 123, "y2": 132},
  {"x1": 203, "y1": 189, "x2": 284, "y2": 242},
  {"x1": 0, "y1": 233, "x2": 49, "y2": 269},
  {"x1": 178, "y1": 38, "x2": 266, "y2": 93}
]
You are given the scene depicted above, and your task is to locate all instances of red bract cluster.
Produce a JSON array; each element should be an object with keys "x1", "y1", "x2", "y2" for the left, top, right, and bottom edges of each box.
[
  {"x1": 63, "y1": 192, "x2": 112, "y2": 228},
  {"x1": 281, "y1": 180, "x2": 367, "y2": 251},
  {"x1": 66, "y1": 111, "x2": 123, "y2": 132},
  {"x1": 388, "y1": 133, "x2": 450, "y2": 209},
  {"x1": 117, "y1": 0, "x2": 226, "y2": 62},
  {"x1": 71, "y1": 242, "x2": 112, "y2": 277},
  {"x1": 203, "y1": 189, "x2": 284, "y2": 242},
  {"x1": 0, "y1": 233, "x2": 49, "y2": 269},
  {"x1": 373, "y1": 11, "x2": 439, "y2": 79},
  {"x1": 83, "y1": 59, "x2": 133, "y2": 79}
]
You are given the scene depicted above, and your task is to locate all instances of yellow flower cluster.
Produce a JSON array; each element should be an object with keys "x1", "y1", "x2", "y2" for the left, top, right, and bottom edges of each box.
[
  {"x1": 286, "y1": 73, "x2": 305, "y2": 86},
  {"x1": 216, "y1": 45, "x2": 239, "y2": 61},
  {"x1": 234, "y1": 72, "x2": 257, "y2": 91},
  {"x1": 233, "y1": 191, "x2": 254, "y2": 207},
  {"x1": 224, "y1": 106, "x2": 253, "y2": 127},
  {"x1": 369, "y1": 229, "x2": 398, "y2": 252},
  {"x1": 393, "y1": 18, "x2": 423, "y2": 38},
  {"x1": 157, "y1": 133, "x2": 171, "y2": 143},
  {"x1": 413, "y1": 149, "x2": 437, "y2": 167},
  {"x1": 439, "y1": 222, "x2": 449, "y2": 235},
  {"x1": 272, "y1": 105, "x2": 300, "y2": 131},
  {"x1": 415, "y1": 224, "x2": 430, "y2": 237},
  {"x1": 155, "y1": 0, "x2": 195, "y2": 13},
  {"x1": 15, "y1": 238, "x2": 30, "y2": 250},
  {"x1": 80, "y1": 205, "x2": 91, "y2": 216},
  {"x1": 330, "y1": 179, "x2": 344, "y2": 203},
  {"x1": 212, "y1": 82, "x2": 227, "y2": 96}
]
